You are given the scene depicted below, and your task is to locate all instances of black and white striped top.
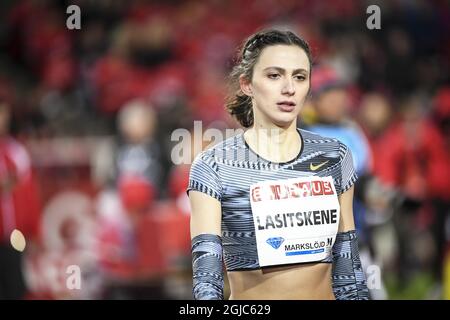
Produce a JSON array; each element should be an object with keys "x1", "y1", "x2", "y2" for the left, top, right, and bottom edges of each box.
[{"x1": 187, "y1": 128, "x2": 357, "y2": 271}]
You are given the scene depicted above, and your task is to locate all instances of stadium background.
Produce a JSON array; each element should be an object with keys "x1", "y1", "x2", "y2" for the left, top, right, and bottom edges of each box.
[{"x1": 0, "y1": 0, "x2": 449, "y2": 299}]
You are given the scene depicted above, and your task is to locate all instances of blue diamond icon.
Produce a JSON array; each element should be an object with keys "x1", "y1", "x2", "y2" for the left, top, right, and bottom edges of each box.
[{"x1": 266, "y1": 237, "x2": 284, "y2": 249}]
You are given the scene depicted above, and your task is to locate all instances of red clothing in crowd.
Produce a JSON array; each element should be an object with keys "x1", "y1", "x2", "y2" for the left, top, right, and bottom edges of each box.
[
  {"x1": 371, "y1": 120, "x2": 450, "y2": 201},
  {"x1": 0, "y1": 137, "x2": 41, "y2": 242}
]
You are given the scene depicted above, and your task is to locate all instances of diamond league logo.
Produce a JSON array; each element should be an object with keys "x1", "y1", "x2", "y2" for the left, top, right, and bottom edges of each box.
[{"x1": 266, "y1": 237, "x2": 285, "y2": 249}]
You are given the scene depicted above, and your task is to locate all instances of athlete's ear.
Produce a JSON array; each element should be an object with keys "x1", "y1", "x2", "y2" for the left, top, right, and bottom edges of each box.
[{"x1": 239, "y1": 74, "x2": 253, "y2": 97}]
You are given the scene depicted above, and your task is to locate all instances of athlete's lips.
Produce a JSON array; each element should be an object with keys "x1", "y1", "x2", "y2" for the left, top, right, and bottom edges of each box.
[
  {"x1": 277, "y1": 101, "x2": 296, "y2": 112},
  {"x1": 277, "y1": 101, "x2": 296, "y2": 107}
]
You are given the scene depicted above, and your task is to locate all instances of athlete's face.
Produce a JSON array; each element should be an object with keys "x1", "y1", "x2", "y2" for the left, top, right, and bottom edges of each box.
[{"x1": 241, "y1": 45, "x2": 310, "y2": 128}]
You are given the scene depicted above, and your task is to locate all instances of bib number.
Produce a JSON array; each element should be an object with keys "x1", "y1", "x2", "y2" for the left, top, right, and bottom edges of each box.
[{"x1": 250, "y1": 176, "x2": 340, "y2": 267}]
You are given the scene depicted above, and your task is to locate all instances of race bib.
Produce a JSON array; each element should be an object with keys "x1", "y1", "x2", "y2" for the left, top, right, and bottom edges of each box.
[{"x1": 250, "y1": 176, "x2": 340, "y2": 267}]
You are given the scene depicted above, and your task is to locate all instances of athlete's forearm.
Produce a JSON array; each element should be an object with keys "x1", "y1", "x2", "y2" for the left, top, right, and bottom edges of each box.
[
  {"x1": 191, "y1": 233, "x2": 224, "y2": 300},
  {"x1": 332, "y1": 230, "x2": 369, "y2": 300}
]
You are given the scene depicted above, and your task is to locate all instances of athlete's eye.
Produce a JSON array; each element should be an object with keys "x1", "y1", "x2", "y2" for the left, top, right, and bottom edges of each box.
[
  {"x1": 268, "y1": 73, "x2": 281, "y2": 79},
  {"x1": 294, "y1": 75, "x2": 307, "y2": 81}
]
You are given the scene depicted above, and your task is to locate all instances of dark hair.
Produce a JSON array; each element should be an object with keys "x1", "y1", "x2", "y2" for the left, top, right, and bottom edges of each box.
[{"x1": 226, "y1": 29, "x2": 313, "y2": 128}]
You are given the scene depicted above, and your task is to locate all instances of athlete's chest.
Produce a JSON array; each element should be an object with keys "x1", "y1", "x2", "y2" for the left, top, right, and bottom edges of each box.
[{"x1": 220, "y1": 155, "x2": 341, "y2": 202}]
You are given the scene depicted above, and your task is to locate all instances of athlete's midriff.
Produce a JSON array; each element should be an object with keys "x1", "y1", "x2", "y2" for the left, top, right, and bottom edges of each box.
[{"x1": 227, "y1": 262, "x2": 335, "y2": 300}]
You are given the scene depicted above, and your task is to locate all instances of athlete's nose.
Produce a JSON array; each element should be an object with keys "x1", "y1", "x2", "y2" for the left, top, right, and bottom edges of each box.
[{"x1": 282, "y1": 78, "x2": 295, "y2": 96}]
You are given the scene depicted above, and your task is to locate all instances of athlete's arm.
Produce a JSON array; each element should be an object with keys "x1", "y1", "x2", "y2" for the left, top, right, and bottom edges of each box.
[
  {"x1": 189, "y1": 190, "x2": 224, "y2": 300},
  {"x1": 332, "y1": 185, "x2": 369, "y2": 300},
  {"x1": 337, "y1": 185, "x2": 356, "y2": 232},
  {"x1": 190, "y1": 190, "x2": 222, "y2": 237}
]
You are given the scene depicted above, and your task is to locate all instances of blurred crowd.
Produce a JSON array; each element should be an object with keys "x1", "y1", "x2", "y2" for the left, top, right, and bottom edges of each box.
[{"x1": 0, "y1": 0, "x2": 449, "y2": 299}]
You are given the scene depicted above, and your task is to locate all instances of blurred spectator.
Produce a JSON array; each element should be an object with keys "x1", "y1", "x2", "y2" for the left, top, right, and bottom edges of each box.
[
  {"x1": 116, "y1": 99, "x2": 163, "y2": 191},
  {"x1": 306, "y1": 66, "x2": 373, "y2": 240},
  {"x1": 376, "y1": 95, "x2": 447, "y2": 202},
  {"x1": 358, "y1": 93, "x2": 393, "y2": 180},
  {"x1": 375, "y1": 94, "x2": 449, "y2": 288},
  {"x1": 93, "y1": 99, "x2": 163, "y2": 191},
  {"x1": 358, "y1": 92, "x2": 399, "y2": 226},
  {"x1": 94, "y1": 98, "x2": 169, "y2": 298},
  {"x1": 307, "y1": 65, "x2": 372, "y2": 176},
  {"x1": 0, "y1": 100, "x2": 41, "y2": 299},
  {"x1": 430, "y1": 88, "x2": 450, "y2": 284}
]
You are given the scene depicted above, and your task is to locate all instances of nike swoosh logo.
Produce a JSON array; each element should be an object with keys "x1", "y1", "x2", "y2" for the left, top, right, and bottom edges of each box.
[{"x1": 310, "y1": 160, "x2": 329, "y2": 171}]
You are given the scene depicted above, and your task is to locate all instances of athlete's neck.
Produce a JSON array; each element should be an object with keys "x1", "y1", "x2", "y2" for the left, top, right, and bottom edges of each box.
[{"x1": 244, "y1": 121, "x2": 301, "y2": 163}]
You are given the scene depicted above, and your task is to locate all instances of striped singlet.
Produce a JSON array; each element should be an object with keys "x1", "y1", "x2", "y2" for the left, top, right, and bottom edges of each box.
[{"x1": 187, "y1": 128, "x2": 358, "y2": 271}]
